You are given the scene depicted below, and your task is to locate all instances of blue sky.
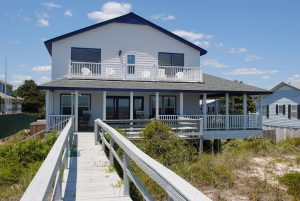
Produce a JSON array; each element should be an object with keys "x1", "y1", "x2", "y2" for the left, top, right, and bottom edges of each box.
[{"x1": 0, "y1": 0, "x2": 299, "y2": 89}]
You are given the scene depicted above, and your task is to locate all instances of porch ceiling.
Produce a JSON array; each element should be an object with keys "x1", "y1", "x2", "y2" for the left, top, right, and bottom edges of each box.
[{"x1": 38, "y1": 73, "x2": 271, "y2": 95}]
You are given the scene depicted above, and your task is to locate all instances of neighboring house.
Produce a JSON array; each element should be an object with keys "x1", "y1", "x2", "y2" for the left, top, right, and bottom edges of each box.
[
  {"x1": 260, "y1": 82, "x2": 300, "y2": 128},
  {"x1": 0, "y1": 80, "x2": 23, "y2": 114},
  {"x1": 39, "y1": 12, "x2": 270, "y2": 139}
]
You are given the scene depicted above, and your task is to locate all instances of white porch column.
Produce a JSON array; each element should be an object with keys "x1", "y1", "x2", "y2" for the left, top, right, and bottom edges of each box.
[
  {"x1": 75, "y1": 91, "x2": 79, "y2": 132},
  {"x1": 225, "y1": 93, "x2": 229, "y2": 130},
  {"x1": 155, "y1": 92, "x2": 159, "y2": 119},
  {"x1": 130, "y1": 91, "x2": 133, "y2": 120},
  {"x1": 103, "y1": 91, "x2": 106, "y2": 120},
  {"x1": 243, "y1": 94, "x2": 247, "y2": 130},
  {"x1": 203, "y1": 93, "x2": 207, "y2": 130},
  {"x1": 180, "y1": 92, "x2": 183, "y2": 116},
  {"x1": 45, "y1": 90, "x2": 50, "y2": 130},
  {"x1": 231, "y1": 96, "x2": 235, "y2": 114},
  {"x1": 259, "y1": 95, "x2": 263, "y2": 128}
]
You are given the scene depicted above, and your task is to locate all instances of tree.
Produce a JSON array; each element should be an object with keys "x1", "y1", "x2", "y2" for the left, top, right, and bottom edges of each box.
[
  {"x1": 14, "y1": 80, "x2": 45, "y2": 114},
  {"x1": 218, "y1": 95, "x2": 256, "y2": 114}
]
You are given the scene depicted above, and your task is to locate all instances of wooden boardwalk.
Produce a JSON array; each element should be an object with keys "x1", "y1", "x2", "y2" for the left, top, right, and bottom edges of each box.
[{"x1": 62, "y1": 132, "x2": 132, "y2": 201}]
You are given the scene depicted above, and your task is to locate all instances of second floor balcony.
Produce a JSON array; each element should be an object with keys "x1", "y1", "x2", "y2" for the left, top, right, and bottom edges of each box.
[{"x1": 68, "y1": 61, "x2": 203, "y2": 82}]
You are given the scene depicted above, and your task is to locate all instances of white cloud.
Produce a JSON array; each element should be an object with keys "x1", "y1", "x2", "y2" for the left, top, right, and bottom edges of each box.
[
  {"x1": 261, "y1": 75, "x2": 270, "y2": 80},
  {"x1": 36, "y1": 13, "x2": 49, "y2": 27},
  {"x1": 172, "y1": 30, "x2": 212, "y2": 47},
  {"x1": 11, "y1": 74, "x2": 32, "y2": 86},
  {"x1": 151, "y1": 13, "x2": 175, "y2": 21},
  {"x1": 224, "y1": 67, "x2": 278, "y2": 75},
  {"x1": 64, "y1": 9, "x2": 73, "y2": 17},
  {"x1": 288, "y1": 74, "x2": 300, "y2": 82},
  {"x1": 36, "y1": 76, "x2": 51, "y2": 84},
  {"x1": 0, "y1": 74, "x2": 4, "y2": 79},
  {"x1": 245, "y1": 55, "x2": 262, "y2": 62},
  {"x1": 19, "y1": 64, "x2": 25, "y2": 68},
  {"x1": 229, "y1": 47, "x2": 247, "y2": 54},
  {"x1": 31, "y1": 65, "x2": 51, "y2": 72},
  {"x1": 87, "y1": 1, "x2": 132, "y2": 22},
  {"x1": 202, "y1": 59, "x2": 229, "y2": 68},
  {"x1": 44, "y1": 2, "x2": 62, "y2": 9},
  {"x1": 215, "y1": 42, "x2": 224, "y2": 48}
]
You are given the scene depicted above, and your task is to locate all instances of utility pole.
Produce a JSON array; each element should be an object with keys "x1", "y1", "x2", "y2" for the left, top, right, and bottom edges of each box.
[{"x1": 4, "y1": 58, "x2": 7, "y2": 114}]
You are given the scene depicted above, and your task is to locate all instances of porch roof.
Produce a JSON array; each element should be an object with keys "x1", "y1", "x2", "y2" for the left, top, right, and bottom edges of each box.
[{"x1": 38, "y1": 73, "x2": 271, "y2": 95}]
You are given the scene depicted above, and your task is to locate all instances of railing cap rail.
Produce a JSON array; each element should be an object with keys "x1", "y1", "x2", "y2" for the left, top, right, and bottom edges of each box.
[
  {"x1": 96, "y1": 119, "x2": 211, "y2": 201},
  {"x1": 21, "y1": 118, "x2": 73, "y2": 201}
]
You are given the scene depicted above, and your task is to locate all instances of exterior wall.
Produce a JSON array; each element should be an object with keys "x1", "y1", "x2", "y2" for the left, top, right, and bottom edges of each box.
[
  {"x1": 263, "y1": 125, "x2": 300, "y2": 143},
  {"x1": 51, "y1": 90, "x2": 201, "y2": 120},
  {"x1": 260, "y1": 85, "x2": 300, "y2": 128},
  {"x1": 51, "y1": 23, "x2": 200, "y2": 79}
]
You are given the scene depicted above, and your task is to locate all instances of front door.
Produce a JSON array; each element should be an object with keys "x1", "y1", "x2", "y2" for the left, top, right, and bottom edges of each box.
[{"x1": 106, "y1": 96, "x2": 130, "y2": 119}]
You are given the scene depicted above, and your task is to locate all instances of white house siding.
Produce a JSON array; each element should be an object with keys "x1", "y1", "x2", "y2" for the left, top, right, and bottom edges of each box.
[
  {"x1": 261, "y1": 85, "x2": 300, "y2": 128},
  {"x1": 51, "y1": 23, "x2": 200, "y2": 79},
  {"x1": 52, "y1": 90, "x2": 201, "y2": 120}
]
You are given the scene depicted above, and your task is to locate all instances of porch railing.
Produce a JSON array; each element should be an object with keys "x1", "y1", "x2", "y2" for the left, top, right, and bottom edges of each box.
[
  {"x1": 158, "y1": 114, "x2": 261, "y2": 130},
  {"x1": 68, "y1": 61, "x2": 203, "y2": 82},
  {"x1": 21, "y1": 117, "x2": 74, "y2": 201},
  {"x1": 47, "y1": 115, "x2": 73, "y2": 131},
  {"x1": 94, "y1": 119, "x2": 211, "y2": 201}
]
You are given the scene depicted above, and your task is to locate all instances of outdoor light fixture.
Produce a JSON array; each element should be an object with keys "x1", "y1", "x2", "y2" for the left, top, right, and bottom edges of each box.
[{"x1": 118, "y1": 50, "x2": 122, "y2": 56}]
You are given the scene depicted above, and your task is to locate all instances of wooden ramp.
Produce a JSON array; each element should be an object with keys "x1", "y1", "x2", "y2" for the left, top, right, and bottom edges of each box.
[{"x1": 62, "y1": 132, "x2": 132, "y2": 201}]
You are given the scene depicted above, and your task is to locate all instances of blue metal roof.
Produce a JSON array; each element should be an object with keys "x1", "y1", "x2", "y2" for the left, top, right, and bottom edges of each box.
[{"x1": 44, "y1": 12, "x2": 207, "y2": 56}]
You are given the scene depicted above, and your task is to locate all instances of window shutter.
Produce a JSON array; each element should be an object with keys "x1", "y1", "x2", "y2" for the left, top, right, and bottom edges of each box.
[
  {"x1": 266, "y1": 105, "x2": 269, "y2": 119},
  {"x1": 276, "y1": 105, "x2": 278, "y2": 115},
  {"x1": 288, "y1": 104, "x2": 291, "y2": 119},
  {"x1": 283, "y1": 105, "x2": 286, "y2": 115},
  {"x1": 298, "y1": 105, "x2": 300, "y2": 119}
]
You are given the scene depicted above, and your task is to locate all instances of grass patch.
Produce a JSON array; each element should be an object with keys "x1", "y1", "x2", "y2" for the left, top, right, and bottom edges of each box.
[
  {"x1": 278, "y1": 172, "x2": 300, "y2": 200},
  {"x1": 0, "y1": 130, "x2": 58, "y2": 200}
]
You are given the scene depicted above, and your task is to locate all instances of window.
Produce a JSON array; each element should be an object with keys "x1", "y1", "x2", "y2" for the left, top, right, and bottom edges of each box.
[
  {"x1": 263, "y1": 105, "x2": 269, "y2": 118},
  {"x1": 298, "y1": 105, "x2": 300, "y2": 119},
  {"x1": 150, "y1": 95, "x2": 176, "y2": 117},
  {"x1": 283, "y1": 105, "x2": 286, "y2": 115},
  {"x1": 127, "y1": 55, "x2": 135, "y2": 74},
  {"x1": 134, "y1": 97, "x2": 144, "y2": 118},
  {"x1": 158, "y1": 52, "x2": 184, "y2": 66},
  {"x1": 278, "y1": 105, "x2": 283, "y2": 114},
  {"x1": 292, "y1": 105, "x2": 297, "y2": 118},
  {"x1": 276, "y1": 105, "x2": 278, "y2": 115},
  {"x1": 60, "y1": 94, "x2": 91, "y2": 116},
  {"x1": 71, "y1": 48, "x2": 101, "y2": 63}
]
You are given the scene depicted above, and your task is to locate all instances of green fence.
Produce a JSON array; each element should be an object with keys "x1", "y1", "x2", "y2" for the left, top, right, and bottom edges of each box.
[{"x1": 0, "y1": 113, "x2": 36, "y2": 139}]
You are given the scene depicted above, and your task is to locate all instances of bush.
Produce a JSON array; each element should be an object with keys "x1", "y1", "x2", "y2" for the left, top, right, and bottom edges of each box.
[
  {"x1": 277, "y1": 137, "x2": 300, "y2": 154},
  {"x1": 0, "y1": 132, "x2": 58, "y2": 199},
  {"x1": 278, "y1": 172, "x2": 300, "y2": 199}
]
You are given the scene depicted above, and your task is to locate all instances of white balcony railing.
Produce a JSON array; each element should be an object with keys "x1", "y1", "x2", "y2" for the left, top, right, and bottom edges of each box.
[{"x1": 68, "y1": 61, "x2": 203, "y2": 82}]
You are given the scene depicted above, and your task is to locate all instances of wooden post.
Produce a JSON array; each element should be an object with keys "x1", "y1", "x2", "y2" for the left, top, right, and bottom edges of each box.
[
  {"x1": 103, "y1": 91, "x2": 106, "y2": 120},
  {"x1": 45, "y1": 90, "x2": 50, "y2": 130},
  {"x1": 109, "y1": 137, "x2": 114, "y2": 166},
  {"x1": 123, "y1": 152, "x2": 130, "y2": 196},
  {"x1": 225, "y1": 93, "x2": 229, "y2": 130},
  {"x1": 130, "y1": 91, "x2": 134, "y2": 120},
  {"x1": 203, "y1": 93, "x2": 207, "y2": 130},
  {"x1": 243, "y1": 94, "x2": 247, "y2": 130},
  {"x1": 75, "y1": 91, "x2": 79, "y2": 132},
  {"x1": 94, "y1": 121, "x2": 98, "y2": 145},
  {"x1": 180, "y1": 92, "x2": 183, "y2": 116},
  {"x1": 155, "y1": 92, "x2": 159, "y2": 119},
  {"x1": 259, "y1": 95, "x2": 263, "y2": 128}
]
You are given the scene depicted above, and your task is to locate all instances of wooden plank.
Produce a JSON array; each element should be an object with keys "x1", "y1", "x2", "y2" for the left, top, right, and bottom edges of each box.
[{"x1": 62, "y1": 132, "x2": 131, "y2": 201}]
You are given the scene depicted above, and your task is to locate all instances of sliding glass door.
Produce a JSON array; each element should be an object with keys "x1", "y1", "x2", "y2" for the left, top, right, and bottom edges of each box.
[
  {"x1": 150, "y1": 95, "x2": 176, "y2": 117},
  {"x1": 106, "y1": 97, "x2": 130, "y2": 119}
]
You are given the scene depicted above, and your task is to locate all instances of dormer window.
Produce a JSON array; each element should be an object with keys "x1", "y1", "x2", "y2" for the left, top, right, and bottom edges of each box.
[{"x1": 71, "y1": 47, "x2": 101, "y2": 63}]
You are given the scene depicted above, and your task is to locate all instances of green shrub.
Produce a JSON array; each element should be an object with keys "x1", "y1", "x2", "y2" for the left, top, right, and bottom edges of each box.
[
  {"x1": 278, "y1": 172, "x2": 300, "y2": 199},
  {"x1": 277, "y1": 137, "x2": 300, "y2": 154}
]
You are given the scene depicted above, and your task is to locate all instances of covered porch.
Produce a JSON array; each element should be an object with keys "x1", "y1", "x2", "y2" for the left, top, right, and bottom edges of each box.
[{"x1": 44, "y1": 89, "x2": 263, "y2": 140}]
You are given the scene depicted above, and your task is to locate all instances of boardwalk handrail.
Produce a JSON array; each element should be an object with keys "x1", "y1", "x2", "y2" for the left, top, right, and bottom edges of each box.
[
  {"x1": 21, "y1": 117, "x2": 74, "y2": 201},
  {"x1": 94, "y1": 119, "x2": 211, "y2": 201}
]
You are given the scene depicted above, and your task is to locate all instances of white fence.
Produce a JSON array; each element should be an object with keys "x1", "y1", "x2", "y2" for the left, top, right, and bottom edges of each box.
[
  {"x1": 47, "y1": 115, "x2": 73, "y2": 131},
  {"x1": 158, "y1": 114, "x2": 261, "y2": 130},
  {"x1": 21, "y1": 117, "x2": 74, "y2": 201},
  {"x1": 94, "y1": 119, "x2": 211, "y2": 201},
  {"x1": 68, "y1": 61, "x2": 203, "y2": 82}
]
